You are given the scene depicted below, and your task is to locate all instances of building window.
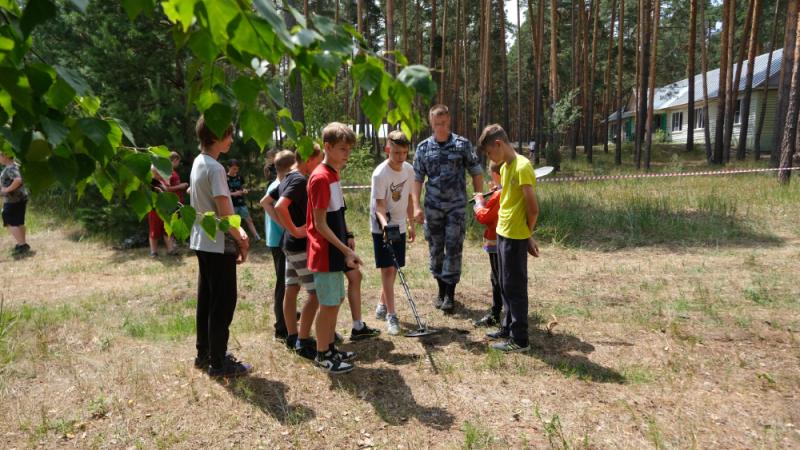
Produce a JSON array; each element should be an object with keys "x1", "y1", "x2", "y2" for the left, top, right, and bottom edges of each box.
[
  {"x1": 694, "y1": 107, "x2": 704, "y2": 129},
  {"x1": 734, "y1": 99, "x2": 743, "y2": 124},
  {"x1": 671, "y1": 112, "x2": 683, "y2": 131}
]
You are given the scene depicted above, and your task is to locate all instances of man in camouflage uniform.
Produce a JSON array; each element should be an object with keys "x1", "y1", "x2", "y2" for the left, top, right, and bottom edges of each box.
[{"x1": 412, "y1": 105, "x2": 483, "y2": 312}]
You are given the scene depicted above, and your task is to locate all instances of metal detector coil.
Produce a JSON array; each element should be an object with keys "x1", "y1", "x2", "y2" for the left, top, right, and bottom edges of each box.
[{"x1": 381, "y1": 226, "x2": 438, "y2": 337}]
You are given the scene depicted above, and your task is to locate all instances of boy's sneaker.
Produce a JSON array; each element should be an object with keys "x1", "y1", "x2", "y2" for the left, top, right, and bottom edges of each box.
[
  {"x1": 473, "y1": 313, "x2": 499, "y2": 328},
  {"x1": 12, "y1": 244, "x2": 31, "y2": 256},
  {"x1": 195, "y1": 351, "x2": 234, "y2": 370},
  {"x1": 285, "y1": 334, "x2": 298, "y2": 351},
  {"x1": 387, "y1": 315, "x2": 401, "y2": 336},
  {"x1": 295, "y1": 338, "x2": 317, "y2": 361},
  {"x1": 208, "y1": 354, "x2": 253, "y2": 378},
  {"x1": 486, "y1": 328, "x2": 510, "y2": 340},
  {"x1": 350, "y1": 322, "x2": 381, "y2": 341},
  {"x1": 330, "y1": 345, "x2": 356, "y2": 362},
  {"x1": 315, "y1": 350, "x2": 354, "y2": 374},
  {"x1": 490, "y1": 339, "x2": 530, "y2": 353},
  {"x1": 375, "y1": 303, "x2": 387, "y2": 320}
]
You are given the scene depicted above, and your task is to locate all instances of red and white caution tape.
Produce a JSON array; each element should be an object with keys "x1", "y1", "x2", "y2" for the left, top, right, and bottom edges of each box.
[
  {"x1": 341, "y1": 166, "x2": 799, "y2": 190},
  {"x1": 538, "y1": 166, "x2": 800, "y2": 183}
]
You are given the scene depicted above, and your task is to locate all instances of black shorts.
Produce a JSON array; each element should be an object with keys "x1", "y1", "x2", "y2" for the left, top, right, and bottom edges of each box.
[
  {"x1": 372, "y1": 232, "x2": 405, "y2": 269},
  {"x1": 2, "y1": 199, "x2": 26, "y2": 227}
]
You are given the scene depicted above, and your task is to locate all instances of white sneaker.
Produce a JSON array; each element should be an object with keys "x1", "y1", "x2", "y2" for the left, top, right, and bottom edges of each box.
[
  {"x1": 387, "y1": 315, "x2": 401, "y2": 336},
  {"x1": 375, "y1": 303, "x2": 387, "y2": 320}
]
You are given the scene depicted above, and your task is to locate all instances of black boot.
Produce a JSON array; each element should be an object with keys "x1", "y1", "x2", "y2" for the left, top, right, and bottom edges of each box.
[
  {"x1": 434, "y1": 278, "x2": 446, "y2": 309},
  {"x1": 441, "y1": 283, "x2": 456, "y2": 312}
]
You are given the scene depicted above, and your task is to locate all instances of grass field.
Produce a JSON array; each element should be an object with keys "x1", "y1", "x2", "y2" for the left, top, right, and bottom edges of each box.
[{"x1": 1, "y1": 145, "x2": 799, "y2": 448}]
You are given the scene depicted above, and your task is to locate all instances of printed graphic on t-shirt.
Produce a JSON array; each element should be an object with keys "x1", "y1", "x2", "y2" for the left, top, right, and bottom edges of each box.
[{"x1": 390, "y1": 179, "x2": 408, "y2": 201}]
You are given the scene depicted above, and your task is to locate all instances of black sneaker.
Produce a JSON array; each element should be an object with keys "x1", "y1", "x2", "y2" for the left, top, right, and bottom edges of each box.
[
  {"x1": 490, "y1": 339, "x2": 530, "y2": 353},
  {"x1": 194, "y1": 354, "x2": 210, "y2": 370},
  {"x1": 350, "y1": 322, "x2": 380, "y2": 341},
  {"x1": 329, "y1": 344, "x2": 356, "y2": 362},
  {"x1": 194, "y1": 351, "x2": 233, "y2": 370},
  {"x1": 274, "y1": 329, "x2": 289, "y2": 342},
  {"x1": 208, "y1": 354, "x2": 253, "y2": 378},
  {"x1": 285, "y1": 334, "x2": 298, "y2": 351},
  {"x1": 486, "y1": 328, "x2": 510, "y2": 340},
  {"x1": 315, "y1": 350, "x2": 354, "y2": 374},
  {"x1": 12, "y1": 244, "x2": 31, "y2": 256},
  {"x1": 473, "y1": 313, "x2": 499, "y2": 328},
  {"x1": 295, "y1": 337, "x2": 317, "y2": 360}
]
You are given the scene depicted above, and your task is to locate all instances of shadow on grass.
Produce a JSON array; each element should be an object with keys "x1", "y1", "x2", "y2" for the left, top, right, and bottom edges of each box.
[
  {"x1": 347, "y1": 337, "x2": 421, "y2": 366},
  {"x1": 533, "y1": 193, "x2": 785, "y2": 250},
  {"x1": 219, "y1": 376, "x2": 315, "y2": 425},
  {"x1": 329, "y1": 367, "x2": 455, "y2": 430},
  {"x1": 527, "y1": 328, "x2": 626, "y2": 384}
]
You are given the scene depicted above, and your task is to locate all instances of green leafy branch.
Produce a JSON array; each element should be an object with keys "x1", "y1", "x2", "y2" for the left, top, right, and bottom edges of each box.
[{"x1": 0, "y1": 0, "x2": 435, "y2": 241}]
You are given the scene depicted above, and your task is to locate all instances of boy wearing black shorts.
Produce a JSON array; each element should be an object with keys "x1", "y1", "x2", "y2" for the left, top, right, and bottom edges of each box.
[{"x1": 370, "y1": 130, "x2": 416, "y2": 335}]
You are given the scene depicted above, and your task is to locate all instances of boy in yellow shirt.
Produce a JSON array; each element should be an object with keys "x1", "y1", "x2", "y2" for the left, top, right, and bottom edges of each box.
[{"x1": 477, "y1": 124, "x2": 540, "y2": 352}]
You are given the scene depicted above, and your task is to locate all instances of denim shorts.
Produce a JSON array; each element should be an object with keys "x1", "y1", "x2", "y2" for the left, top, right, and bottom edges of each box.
[{"x1": 234, "y1": 205, "x2": 250, "y2": 220}]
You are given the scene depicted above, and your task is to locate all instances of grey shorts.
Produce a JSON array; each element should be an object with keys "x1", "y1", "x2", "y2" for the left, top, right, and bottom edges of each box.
[{"x1": 285, "y1": 249, "x2": 316, "y2": 293}]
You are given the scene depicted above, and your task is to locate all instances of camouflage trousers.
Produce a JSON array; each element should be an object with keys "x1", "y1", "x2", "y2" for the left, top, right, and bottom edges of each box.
[{"x1": 423, "y1": 204, "x2": 466, "y2": 285}]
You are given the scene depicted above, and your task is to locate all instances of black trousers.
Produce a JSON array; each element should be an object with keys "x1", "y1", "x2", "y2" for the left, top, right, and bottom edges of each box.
[
  {"x1": 195, "y1": 250, "x2": 238, "y2": 367},
  {"x1": 488, "y1": 252, "x2": 502, "y2": 318},
  {"x1": 270, "y1": 246, "x2": 287, "y2": 336},
  {"x1": 497, "y1": 235, "x2": 529, "y2": 346}
]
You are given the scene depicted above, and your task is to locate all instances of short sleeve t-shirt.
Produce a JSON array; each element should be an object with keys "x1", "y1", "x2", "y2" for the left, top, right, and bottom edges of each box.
[
  {"x1": 0, "y1": 163, "x2": 28, "y2": 203},
  {"x1": 273, "y1": 170, "x2": 309, "y2": 252},
  {"x1": 170, "y1": 170, "x2": 185, "y2": 203},
  {"x1": 369, "y1": 160, "x2": 414, "y2": 234},
  {"x1": 496, "y1": 154, "x2": 536, "y2": 240},
  {"x1": 265, "y1": 179, "x2": 284, "y2": 248},
  {"x1": 307, "y1": 163, "x2": 348, "y2": 273},
  {"x1": 227, "y1": 174, "x2": 246, "y2": 207},
  {"x1": 189, "y1": 154, "x2": 231, "y2": 253}
]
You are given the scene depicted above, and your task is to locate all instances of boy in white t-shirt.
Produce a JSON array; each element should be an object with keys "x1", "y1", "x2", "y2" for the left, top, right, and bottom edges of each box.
[{"x1": 370, "y1": 130, "x2": 416, "y2": 335}]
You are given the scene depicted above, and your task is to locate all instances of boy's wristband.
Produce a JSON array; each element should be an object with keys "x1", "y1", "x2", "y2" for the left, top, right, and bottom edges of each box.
[{"x1": 345, "y1": 231, "x2": 354, "y2": 239}]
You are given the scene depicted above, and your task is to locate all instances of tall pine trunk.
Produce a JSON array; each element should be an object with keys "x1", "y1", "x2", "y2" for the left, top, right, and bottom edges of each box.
[
  {"x1": 549, "y1": 0, "x2": 559, "y2": 154},
  {"x1": 643, "y1": 0, "x2": 660, "y2": 170},
  {"x1": 516, "y1": 0, "x2": 523, "y2": 148},
  {"x1": 603, "y1": 0, "x2": 618, "y2": 155},
  {"x1": 724, "y1": 0, "x2": 753, "y2": 162},
  {"x1": 737, "y1": 0, "x2": 760, "y2": 160},
  {"x1": 713, "y1": 0, "x2": 731, "y2": 164},
  {"x1": 778, "y1": 7, "x2": 800, "y2": 184},
  {"x1": 635, "y1": 0, "x2": 652, "y2": 169},
  {"x1": 615, "y1": 0, "x2": 625, "y2": 165},
  {"x1": 700, "y1": 0, "x2": 712, "y2": 161},
  {"x1": 755, "y1": 0, "x2": 781, "y2": 160},
  {"x1": 439, "y1": 0, "x2": 448, "y2": 105},
  {"x1": 285, "y1": 2, "x2": 305, "y2": 124},
  {"x1": 586, "y1": 0, "x2": 600, "y2": 162},
  {"x1": 771, "y1": 0, "x2": 798, "y2": 167},
  {"x1": 498, "y1": 0, "x2": 510, "y2": 132},
  {"x1": 687, "y1": 0, "x2": 697, "y2": 153}
]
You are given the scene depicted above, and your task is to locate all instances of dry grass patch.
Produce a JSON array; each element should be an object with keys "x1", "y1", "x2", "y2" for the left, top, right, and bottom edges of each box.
[{"x1": 1, "y1": 172, "x2": 799, "y2": 448}]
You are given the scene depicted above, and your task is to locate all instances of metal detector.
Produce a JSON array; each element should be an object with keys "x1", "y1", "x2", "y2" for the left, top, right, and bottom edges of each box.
[{"x1": 382, "y1": 225, "x2": 439, "y2": 338}]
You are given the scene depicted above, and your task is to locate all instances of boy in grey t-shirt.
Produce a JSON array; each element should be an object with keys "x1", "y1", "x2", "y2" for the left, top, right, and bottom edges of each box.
[
  {"x1": 0, "y1": 152, "x2": 30, "y2": 256},
  {"x1": 189, "y1": 116, "x2": 252, "y2": 378}
]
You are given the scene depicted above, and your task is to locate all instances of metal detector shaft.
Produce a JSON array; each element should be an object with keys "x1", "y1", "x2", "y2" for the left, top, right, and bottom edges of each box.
[{"x1": 384, "y1": 239, "x2": 427, "y2": 330}]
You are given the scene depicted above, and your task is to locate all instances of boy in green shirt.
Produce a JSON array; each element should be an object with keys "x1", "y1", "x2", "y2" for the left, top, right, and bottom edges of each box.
[{"x1": 477, "y1": 124, "x2": 540, "y2": 352}]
